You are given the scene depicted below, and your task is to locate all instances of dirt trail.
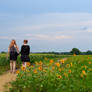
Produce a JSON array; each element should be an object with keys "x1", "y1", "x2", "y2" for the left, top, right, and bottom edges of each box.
[{"x1": 0, "y1": 71, "x2": 17, "y2": 92}]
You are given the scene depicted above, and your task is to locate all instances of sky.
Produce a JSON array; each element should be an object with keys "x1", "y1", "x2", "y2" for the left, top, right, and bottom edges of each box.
[{"x1": 0, "y1": 0, "x2": 92, "y2": 52}]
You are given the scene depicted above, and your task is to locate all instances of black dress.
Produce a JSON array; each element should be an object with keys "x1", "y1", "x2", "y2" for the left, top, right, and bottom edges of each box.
[
  {"x1": 21, "y1": 45, "x2": 30, "y2": 62},
  {"x1": 10, "y1": 46, "x2": 18, "y2": 61}
]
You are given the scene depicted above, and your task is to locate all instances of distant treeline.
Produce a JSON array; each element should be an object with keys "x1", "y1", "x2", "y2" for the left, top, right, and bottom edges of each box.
[{"x1": 1, "y1": 48, "x2": 92, "y2": 55}]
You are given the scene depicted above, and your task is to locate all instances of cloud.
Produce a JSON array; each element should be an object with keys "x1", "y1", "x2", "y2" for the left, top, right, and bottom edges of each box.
[{"x1": 26, "y1": 34, "x2": 72, "y2": 40}]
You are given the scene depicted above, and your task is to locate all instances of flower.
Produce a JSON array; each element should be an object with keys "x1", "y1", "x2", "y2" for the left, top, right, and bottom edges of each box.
[
  {"x1": 21, "y1": 66, "x2": 26, "y2": 71},
  {"x1": 45, "y1": 57, "x2": 48, "y2": 60},
  {"x1": 70, "y1": 63, "x2": 72, "y2": 67},
  {"x1": 82, "y1": 70, "x2": 87, "y2": 76},
  {"x1": 33, "y1": 70, "x2": 37, "y2": 74},
  {"x1": 60, "y1": 59, "x2": 64, "y2": 64},
  {"x1": 73, "y1": 54, "x2": 76, "y2": 56},
  {"x1": 64, "y1": 73, "x2": 68, "y2": 77},
  {"x1": 43, "y1": 69, "x2": 47, "y2": 72},
  {"x1": 55, "y1": 63, "x2": 60, "y2": 67},
  {"x1": 89, "y1": 62, "x2": 91, "y2": 64},
  {"x1": 26, "y1": 70, "x2": 30, "y2": 72},
  {"x1": 26, "y1": 62, "x2": 31, "y2": 67},
  {"x1": 52, "y1": 66, "x2": 55, "y2": 70},
  {"x1": 16, "y1": 70, "x2": 20, "y2": 74},
  {"x1": 50, "y1": 59, "x2": 54, "y2": 64},
  {"x1": 66, "y1": 64, "x2": 70, "y2": 68},
  {"x1": 80, "y1": 74, "x2": 83, "y2": 78},
  {"x1": 68, "y1": 69, "x2": 72, "y2": 73},
  {"x1": 38, "y1": 66, "x2": 43, "y2": 71},
  {"x1": 58, "y1": 68, "x2": 62, "y2": 72},
  {"x1": 57, "y1": 75, "x2": 62, "y2": 79},
  {"x1": 35, "y1": 62, "x2": 39, "y2": 65},
  {"x1": 39, "y1": 61, "x2": 43, "y2": 66}
]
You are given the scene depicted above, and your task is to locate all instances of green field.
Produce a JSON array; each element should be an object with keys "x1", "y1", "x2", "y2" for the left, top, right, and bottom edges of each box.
[
  {"x1": 0, "y1": 53, "x2": 69, "y2": 75},
  {"x1": 1, "y1": 54, "x2": 92, "y2": 92}
]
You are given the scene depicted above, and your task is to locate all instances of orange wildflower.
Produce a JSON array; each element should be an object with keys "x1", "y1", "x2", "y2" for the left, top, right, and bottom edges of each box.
[
  {"x1": 89, "y1": 62, "x2": 91, "y2": 64},
  {"x1": 50, "y1": 59, "x2": 54, "y2": 64},
  {"x1": 55, "y1": 63, "x2": 60, "y2": 67},
  {"x1": 82, "y1": 70, "x2": 86, "y2": 75}
]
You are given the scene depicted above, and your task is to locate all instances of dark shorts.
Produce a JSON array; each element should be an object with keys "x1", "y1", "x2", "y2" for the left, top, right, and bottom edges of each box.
[{"x1": 21, "y1": 55, "x2": 30, "y2": 62}]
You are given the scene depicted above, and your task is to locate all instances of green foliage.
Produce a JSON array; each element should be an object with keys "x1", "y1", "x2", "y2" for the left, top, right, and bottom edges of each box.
[
  {"x1": 70, "y1": 48, "x2": 81, "y2": 55},
  {"x1": 8, "y1": 55, "x2": 92, "y2": 92}
]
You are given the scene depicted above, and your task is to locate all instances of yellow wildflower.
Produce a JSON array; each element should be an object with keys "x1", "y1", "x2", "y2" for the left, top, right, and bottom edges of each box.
[
  {"x1": 39, "y1": 61, "x2": 43, "y2": 66},
  {"x1": 16, "y1": 70, "x2": 20, "y2": 74},
  {"x1": 68, "y1": 69, "x2": 72, "y2": 73},
  {"x1": 38, "y1": 66, "x2": 43, "y2": 71},
  {"x1": 70, "y1": 63, "x2": 72, "y2": 67},
  {"x1": 33, "y1": 70, "x2": 37, "y2": 74},
  {"x1": 82, "y1": 70, "x2": 86, "y2": 75},
  {"x1": 64, "y1": 73, "x2": 68, "y2": 77},
  {"x1": 73, "y1": 54, "x2": 76, "y2": 56},
  {"x1": 58, "y1": 68, "x2": 62, "y2": 72},
  {"x1": 55, "y1": 62, "x2": 60, "y2": 67},
  {"x1": 89, "y1": 62, "x2": 91, "y2": 64},
  {"x1": 45, "y1": 57, "x2": 48, "y2": 60},
  {"x1": 50, "y1": 59, "x2": 54, "y2": 64},
  {"x1": 60, "y1": 59, "x2": 64, "y2": 64},
  {"x1": 35, "y1": 62, "x2": 39, "y2": 65},
  {"x1": 57, "y1": 75, "x2": 62, "y2": 79},
  {"x1": 52, "y1": 66, "x2": 55, "y2": 70},
  {"x1": 21, "y1": 66, "x2": 26, "y2": 71},
  {"x1": 80, "y1": 74, "x2": 83, "y2": 78},
  {"x1": 26, "y1": 62, "x2": 31, "y2": 67},
  {"x1": 66, "y1": 64, "x2": 70, "y2": 68},
  {"x1": 43, "y1": 69, "x2": 47, "y2": 72}
]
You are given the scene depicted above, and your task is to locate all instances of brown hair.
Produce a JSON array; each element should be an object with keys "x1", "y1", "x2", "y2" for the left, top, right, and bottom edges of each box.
[
  {"x1": 24, "y1": 40, "x2": 28, "y2": 44},
  {"x1": 9, "y1": 40, "x2": 17, "y2": 48}
]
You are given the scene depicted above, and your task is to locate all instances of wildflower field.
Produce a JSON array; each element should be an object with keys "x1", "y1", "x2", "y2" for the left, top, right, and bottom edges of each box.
[
  {"x1": 0, "y1": 54, "x2": 92, "y2": 92},
  {"x1": 9, "y1": 55, "x2": 92, "y2": 92}
]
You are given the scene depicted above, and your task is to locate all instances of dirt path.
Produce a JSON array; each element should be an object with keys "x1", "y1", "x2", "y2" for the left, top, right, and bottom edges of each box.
[{"x1": 0, "y1": 71, "x2": 17, "y2": 92}]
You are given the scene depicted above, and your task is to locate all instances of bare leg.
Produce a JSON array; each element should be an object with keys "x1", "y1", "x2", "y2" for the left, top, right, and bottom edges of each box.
[
  {"x1": 13, "y1": 61, "x2": 16, "y2": 73},
  {"x1": 10, "y1": 61, "x2": 13, "y2": 73},
  {"x1": 24, "y1": 62, "x2": 27, "y2": 68}
]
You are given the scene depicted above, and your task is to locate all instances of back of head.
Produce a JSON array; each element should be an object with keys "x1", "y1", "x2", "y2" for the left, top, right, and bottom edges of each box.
[
  {"x1": 9, "y1": 40, "x2": 16, "y2": 48},
  {"x1": 24, "y1": 40, "x2": 28, "y2": 44}
]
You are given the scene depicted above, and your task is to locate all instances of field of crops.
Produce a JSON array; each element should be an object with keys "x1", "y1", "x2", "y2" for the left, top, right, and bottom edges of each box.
[{"x1": 1, "y1": 54, "x2": 92, "y2": 92}]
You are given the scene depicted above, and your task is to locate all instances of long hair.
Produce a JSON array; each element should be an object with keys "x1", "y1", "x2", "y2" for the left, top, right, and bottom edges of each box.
[{"x1": 9, "y1": 40, "x2": 17, "y2": 49}]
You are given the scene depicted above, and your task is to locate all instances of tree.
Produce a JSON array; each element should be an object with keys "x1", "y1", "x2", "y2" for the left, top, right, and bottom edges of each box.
[
  {"x1": 70, "y1": 48, "x2": 81, "y2": 55},
  {"x1": 86, "y1": 50, "x2": 92, "y2": 55}
]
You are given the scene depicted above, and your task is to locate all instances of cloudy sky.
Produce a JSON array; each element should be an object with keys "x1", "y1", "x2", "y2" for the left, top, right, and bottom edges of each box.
[{"x1": 0, "y1": 0, "x2": 92, "y2": 52}]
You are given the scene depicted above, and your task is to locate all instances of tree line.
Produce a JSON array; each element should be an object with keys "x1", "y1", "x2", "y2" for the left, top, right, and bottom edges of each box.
[{"x1": 1, "y1": 48, "x2": 92, "y2": 55}]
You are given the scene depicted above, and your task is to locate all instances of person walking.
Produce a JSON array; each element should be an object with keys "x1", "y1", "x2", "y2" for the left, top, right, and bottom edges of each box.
[
  {"x1": 8, "y1": 40, "x2": 19, "y2": 73},
  {"x1": 20, "y1": 40, "x2": 30, "y2": 68}
]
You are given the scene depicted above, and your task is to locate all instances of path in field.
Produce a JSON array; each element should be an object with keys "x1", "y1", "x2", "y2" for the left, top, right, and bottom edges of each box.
[
  {"x1": 0, "y1": 71, "x2": 17, "y2": 92},
  {"x1": 0, "y1": 58, "x2": 67, "y2": 92}
]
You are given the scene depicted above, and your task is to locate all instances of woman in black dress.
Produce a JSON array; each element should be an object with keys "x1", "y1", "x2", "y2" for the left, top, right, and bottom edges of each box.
[
  {"x1": 8, "y1": 40, "x2": 19, "y2": 73},
  {"x1": 21, "y1": 40, "x2": 30, "y2": 68}
]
